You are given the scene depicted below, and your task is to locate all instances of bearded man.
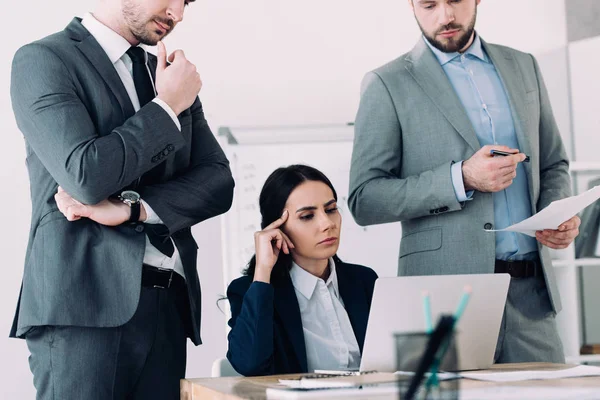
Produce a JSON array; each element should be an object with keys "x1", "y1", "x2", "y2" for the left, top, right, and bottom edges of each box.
[
  {"x1": 10, "y1": 0, "x2": 234, "y2": 398},
  {"x1": 349, "y1": 0, "x2": 579, "y2": 363}
]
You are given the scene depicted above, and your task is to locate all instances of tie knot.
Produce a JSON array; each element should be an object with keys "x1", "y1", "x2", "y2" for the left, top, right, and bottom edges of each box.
[{"x1": 126, "y1": 46, "x2": 146, "y2": 64}]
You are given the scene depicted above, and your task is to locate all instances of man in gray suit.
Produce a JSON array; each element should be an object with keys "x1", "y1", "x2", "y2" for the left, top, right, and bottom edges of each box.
[
  {"x1": 10, "y1": 0, "x2": 234, "y2": 398},
  {"x1": 349, "y1": 0, "x2": 580, "y2": 363}
]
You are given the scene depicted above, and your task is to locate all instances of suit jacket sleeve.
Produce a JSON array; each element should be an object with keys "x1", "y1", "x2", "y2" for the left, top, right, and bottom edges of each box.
[
  {"x1": 10, "y1": 43, "x2": 185, "y2": 205},
  {"x1": 137, "y1": 97, "x2": 234, "y2": 233},
  {"x1": 531, "y1": 54, "x2": 571, "y2": 211},
  {"x1": 349, "y1": 72, "x2": 462, "y2": 226},
  {"x1": 227, "y1": 280, "x2": 276, "y2": 376}
]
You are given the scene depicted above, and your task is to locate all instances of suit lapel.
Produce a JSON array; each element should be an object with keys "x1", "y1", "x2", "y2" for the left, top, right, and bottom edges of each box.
[
  {"x1": 482, "y1": 40, "x2": 535, "y2": 201},
  {"x1": 336, "y1": 263, "x2": 369, "y2": 353},
  {"x1": 66, "y1": 18, "x2": 135, "y2": 119},
  {"x1": 273, "y1": 275, "x2": 308, "y2": 372},
  {"x1": 482, "y1": 41, "x2": 532, "y2": 158},
  {"x1": 405, "y1": 39, "x2": 480, "y2": 152}
]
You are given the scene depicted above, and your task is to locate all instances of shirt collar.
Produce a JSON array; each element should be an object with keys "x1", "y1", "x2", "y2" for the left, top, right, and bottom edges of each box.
[
  {"x1": 81, "y1": 12, "x2": 134, "y2": 64},
  {"x1": 423, "y1": 32, "x2": 488, "y2": 65},
  {"x1": 289, "y1": 258, "x2": 339, "y2": 301}
]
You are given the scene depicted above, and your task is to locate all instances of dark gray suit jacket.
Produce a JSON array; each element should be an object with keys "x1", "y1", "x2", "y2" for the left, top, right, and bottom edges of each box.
[
  {"x1": 349, "y1": 37, "x2": 571, "y2": 312},
  {"x1": 10, "y1": 18, "x2": 234, "y2": 344}
]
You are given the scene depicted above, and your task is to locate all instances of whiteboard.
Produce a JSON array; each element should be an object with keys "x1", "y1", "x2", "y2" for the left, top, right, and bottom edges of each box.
[{"x1": 218, "y1": 124, "x2": 402, "y2": 292}]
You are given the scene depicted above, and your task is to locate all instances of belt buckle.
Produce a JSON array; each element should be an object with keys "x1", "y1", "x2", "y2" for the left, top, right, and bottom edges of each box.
[{"x1": 153, "y1": 267, "x2": 174, "y2": 289}]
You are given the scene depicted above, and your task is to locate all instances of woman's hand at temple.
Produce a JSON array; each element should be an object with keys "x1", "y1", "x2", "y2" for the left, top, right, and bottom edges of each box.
[{"x1": 253, "y1": 210, "x2": 295, "y2": 283}]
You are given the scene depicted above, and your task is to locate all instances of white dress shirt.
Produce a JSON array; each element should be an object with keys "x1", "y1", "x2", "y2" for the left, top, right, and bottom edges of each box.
[
  {"x1": 81, "y1": 13, "x2": 185, "y2": 279},
  {"x1": 289, "y1": 259, "x2": 361, "y2": 372}
]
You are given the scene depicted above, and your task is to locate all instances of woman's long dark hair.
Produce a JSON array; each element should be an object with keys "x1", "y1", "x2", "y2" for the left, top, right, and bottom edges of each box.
[{"x1": 243, "y1": 164, "x2": 341, "y2": 281}]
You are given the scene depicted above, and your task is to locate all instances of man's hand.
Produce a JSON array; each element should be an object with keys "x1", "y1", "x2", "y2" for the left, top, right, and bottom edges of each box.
[
  {"x1": 155, "y1": 41, "x2": 202, "y2": 115},
  {"x1": 462, "y1": 145, "x2": 527, "y2": 192},
  {"x1": 536, "y1": 215, "x2": 581, "y2": 249},
  {"x1": 54, "y1": 187, "x2": 133, "y2": 226}
]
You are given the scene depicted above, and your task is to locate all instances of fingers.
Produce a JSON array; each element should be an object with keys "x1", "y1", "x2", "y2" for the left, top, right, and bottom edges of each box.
[
  {"x1": 156, "y1": 41, "x2": 167, "y2": 72},
  {"x1": 558, "y1": 216, "x2": 581, "y2": 231},
  {"x1": 55, "y1": 188, "x2": 87, "y2": 221},
  {"x1": 536, "y1": 228, "x2": 579, "y2": 249},
  {"x1": 264, "y1": 209, "x2": 289, "y2": 230},
  {"x1": 494, "y1": 154, "x2": 525, "y2": 169},
  {"x1": 254, "y1": 228, "x2": 295, "y2": 255},
  {"x1": 279, "y1": 230, "x2": 295, "y2": 254},
  {"x1": 536, "y1": 233, "x2": 570, "y2": 249},
  {"x1": 267, "y1": 230, "x2": 295, "y2": 254},
  {"x1": 65, "y1": 204, "x2": 86, "y2": 221},
  {"x1": 168, "y1": 49, "x2": 186, "y2": 64}
]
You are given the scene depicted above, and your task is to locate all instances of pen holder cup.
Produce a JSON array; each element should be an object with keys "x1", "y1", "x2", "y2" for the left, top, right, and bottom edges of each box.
[{"x1": 395, "y1": 331, "x2": 460, "y2": 400}]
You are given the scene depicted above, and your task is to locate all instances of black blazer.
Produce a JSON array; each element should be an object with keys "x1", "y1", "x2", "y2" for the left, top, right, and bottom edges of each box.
[
  {"x1": 226, "y1": 261, "x2": 378, "y2": 376},
  {"x1": 10, "y1": 18, "x2": 234, "y2": 343}
]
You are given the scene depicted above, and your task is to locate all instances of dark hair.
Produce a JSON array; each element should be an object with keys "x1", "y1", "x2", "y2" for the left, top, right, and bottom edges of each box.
[{"x1": 243, "y1": 164, "x2": 340, "y2": 281}]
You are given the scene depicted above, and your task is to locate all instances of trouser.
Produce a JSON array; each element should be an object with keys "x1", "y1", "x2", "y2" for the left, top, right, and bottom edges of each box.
[
  {"x1": 494, "y1": 275, "x2": 565, "y2": 363},
  {"x1": 26, "y1": 279, "x2": 191, "y2": 400}
]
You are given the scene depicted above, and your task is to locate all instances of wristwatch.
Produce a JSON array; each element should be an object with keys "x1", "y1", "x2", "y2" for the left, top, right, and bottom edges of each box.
[{"x1": 119, "y1": 190, "x2": 141, "y2": 223}]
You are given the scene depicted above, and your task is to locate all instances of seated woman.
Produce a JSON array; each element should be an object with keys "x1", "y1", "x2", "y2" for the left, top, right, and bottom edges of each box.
[{"x1": 226, "y1": 164, "x2": 378, "y2": 376}]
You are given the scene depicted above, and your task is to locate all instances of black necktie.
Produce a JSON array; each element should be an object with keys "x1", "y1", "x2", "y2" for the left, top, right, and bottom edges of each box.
[
  {"x1": 126, "y1": 46, "x2": 155, "y2": 107},
  {"x1": 146, "y1": 224, "x2": 175, "y2": 258},
  {"x1": 126, "y1": 47, "x2": 174, "y2": 257}
]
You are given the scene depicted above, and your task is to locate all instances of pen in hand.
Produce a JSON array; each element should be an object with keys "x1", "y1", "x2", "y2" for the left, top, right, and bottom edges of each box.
[{"x1": 490, "y1": 149, "x2": 530, "y2": 163}]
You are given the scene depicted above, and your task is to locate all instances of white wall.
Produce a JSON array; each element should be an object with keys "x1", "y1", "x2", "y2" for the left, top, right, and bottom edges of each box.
[{"x1": 1, "y1": 0, "x2": 572, "y2": 398}]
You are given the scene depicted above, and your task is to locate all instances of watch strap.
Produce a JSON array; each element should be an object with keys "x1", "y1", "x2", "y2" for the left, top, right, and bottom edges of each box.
[{"x1": 129, "y1": 201, "x2": 141, "y2": 223}]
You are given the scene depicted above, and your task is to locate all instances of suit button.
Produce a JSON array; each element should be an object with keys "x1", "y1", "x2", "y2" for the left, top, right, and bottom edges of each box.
[
  {"x1": 440, "y1": 206, "x2": 449, "y2": 212},
  {"x1": 484, "y1": 223, "x2": 493, "y2": 230},
  {"x1": 135, "y1": 225, "x2": 144, "y2": 233},
  {"x1": 167, "y1": 144, "x2": 175, "y2": 151},
  {"x1": 162, "y1": 149, "x2": 169, "y2": 156}
]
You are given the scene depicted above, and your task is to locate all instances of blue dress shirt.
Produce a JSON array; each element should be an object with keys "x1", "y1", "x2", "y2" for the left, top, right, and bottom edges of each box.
[{"x1": 424, "y1": 34, "x2": 538, "y2": 261}]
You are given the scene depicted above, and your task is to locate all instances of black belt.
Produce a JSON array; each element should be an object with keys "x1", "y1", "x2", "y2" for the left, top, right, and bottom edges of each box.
[
  {"x1": 494, "y1": 258, "x2": 542, "y2": 279},
  {"x1": 142, "y1": 264, "x2": 185, "y2": 290}
]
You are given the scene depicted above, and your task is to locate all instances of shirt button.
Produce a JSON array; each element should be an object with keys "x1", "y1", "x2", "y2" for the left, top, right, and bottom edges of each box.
[
  {"x1": 484, "y1": 223, "x2": 493, "y2": 230},
  {"x1": 135, "y1": 225, "x2": 144, "y2": 233}
]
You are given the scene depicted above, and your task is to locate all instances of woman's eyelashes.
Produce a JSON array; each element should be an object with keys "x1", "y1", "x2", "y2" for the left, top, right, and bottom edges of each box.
[
  {"x1": 299, "y1": 213, "x2": 314, "y2": 221},
  {"x1": 298, "y1": 207, "x2": 338, "y2": 221}
]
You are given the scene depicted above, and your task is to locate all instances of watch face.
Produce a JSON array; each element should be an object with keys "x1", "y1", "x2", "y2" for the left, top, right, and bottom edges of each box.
[{"x1": 121, "y1": 190, "x2": 140, "y2": 203}]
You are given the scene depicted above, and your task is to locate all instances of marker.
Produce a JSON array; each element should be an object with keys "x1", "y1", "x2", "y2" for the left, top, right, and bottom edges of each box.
[
  {"x1": 454, "y1": 285, "x2": 472, "y2": 323},
  {"x1": 422, "y1": 291, "x2": 433, "y2": 334},
  {"x1": 490, "y1": 149, "x2": 530, "y2": 162}
]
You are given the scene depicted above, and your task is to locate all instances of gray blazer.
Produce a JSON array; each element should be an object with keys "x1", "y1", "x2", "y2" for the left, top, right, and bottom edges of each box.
[
  {"x1": 10, "y1": 18, "x2": 235, "y2": 343},
  {"x1": 349, "y1": 38, "x2": 571, "y2": 312}
]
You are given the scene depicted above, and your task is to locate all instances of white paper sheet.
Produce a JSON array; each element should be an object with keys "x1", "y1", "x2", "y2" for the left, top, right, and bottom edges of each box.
[
  {"x1": 459, "y1": 365, "x2": 600, "y2": 382},
  {"x1": 460, "y1": 386, "x2": 600, "y2": 400},
  {"x1": 486, "y1": 185, "x2": 600, "y2": 236}
]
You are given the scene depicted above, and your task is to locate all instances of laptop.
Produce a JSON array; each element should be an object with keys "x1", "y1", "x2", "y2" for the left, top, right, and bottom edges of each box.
[{"x1": 359, "y1": 274, "x2": 510, "y2": 372}]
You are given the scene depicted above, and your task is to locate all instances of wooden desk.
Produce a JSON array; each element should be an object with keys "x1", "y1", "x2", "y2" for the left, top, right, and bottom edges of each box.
[{"x1": 180, "y1": 363, "x2": 600, "y2": 399}]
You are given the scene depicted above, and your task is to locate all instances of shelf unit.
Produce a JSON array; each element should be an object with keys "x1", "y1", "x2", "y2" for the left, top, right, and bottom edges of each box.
[{"x1": 554, "y1": 161, "x2": 600, "y2": 364}]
